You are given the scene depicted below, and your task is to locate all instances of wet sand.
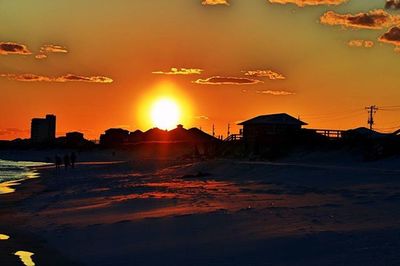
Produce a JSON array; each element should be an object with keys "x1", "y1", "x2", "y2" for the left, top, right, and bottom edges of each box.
[{"x1": 1, "y1": 156, "x2": 400, "y2": 265}]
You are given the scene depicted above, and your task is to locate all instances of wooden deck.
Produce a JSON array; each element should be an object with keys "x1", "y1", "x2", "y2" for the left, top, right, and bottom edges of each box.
[{"x1": 224, "y1": 128, "x2": 345, "y2": 142}]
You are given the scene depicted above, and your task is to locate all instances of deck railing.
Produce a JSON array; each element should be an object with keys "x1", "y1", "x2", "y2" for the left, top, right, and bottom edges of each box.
[
  {"x1": 224, "y1": 134, "x2": 243, "y2": 142},
  {"x1": 310, "y1": 129, "x2": 344, "y2": 139}
]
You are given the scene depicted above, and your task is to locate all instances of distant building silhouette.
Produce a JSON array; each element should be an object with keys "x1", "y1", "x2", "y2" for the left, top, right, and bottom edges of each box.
[
  {"x1": 100, "y1": 128, "x2": 130, "y2": 146},
  {"x1": 66, "y1": 132, "x2": 85, "y2": 146},
  {"x1": 238, "y1": 113, "x2": 307, "y2": 143},
  {"x1": 99, "y1": 125, "x2": 219, "y2": 147},
  {"x1": 31, "y1": 114, "x2": 56, "y2": 143}
]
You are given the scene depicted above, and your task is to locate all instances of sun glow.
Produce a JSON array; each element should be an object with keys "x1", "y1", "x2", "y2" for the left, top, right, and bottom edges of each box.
[
  {"x1": 135, "y1": 82, "x2": 193, "y2": 130},
  {"x1": 150, "y1": 98, "x2": 180, "y2": 130}
]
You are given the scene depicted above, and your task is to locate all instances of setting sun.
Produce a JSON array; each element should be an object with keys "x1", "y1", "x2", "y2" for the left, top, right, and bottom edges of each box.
[{"x1": 150, "y1": 98, "x2": 180, "y2": 130}]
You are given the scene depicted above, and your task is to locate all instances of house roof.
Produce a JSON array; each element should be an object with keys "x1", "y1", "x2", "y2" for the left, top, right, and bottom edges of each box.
[
  {"x1": 345, "y1": 127, "x2": 386, "y2": 138},
  {"x1": 238, "y1": 113, "x2": 307, "y2": 126}
]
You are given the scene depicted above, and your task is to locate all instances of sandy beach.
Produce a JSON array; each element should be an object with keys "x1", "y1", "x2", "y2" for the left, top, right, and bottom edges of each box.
[{"x1": 1, "y1": 152, "x2": 400, "y2": 265}]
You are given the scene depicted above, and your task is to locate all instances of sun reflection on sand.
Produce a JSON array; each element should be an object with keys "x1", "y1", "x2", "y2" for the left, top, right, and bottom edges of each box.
[
  {"x1": 0, "y1": 234, "x2": 10, "y2": 240},
  {"x1": 15, "y1": 251, "x2": 35, "y2": 266}
]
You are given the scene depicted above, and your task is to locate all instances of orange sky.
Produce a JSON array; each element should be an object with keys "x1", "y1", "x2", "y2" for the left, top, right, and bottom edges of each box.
[{"x1": 1, "y1": 0, "x2": 400, "y2": 140}]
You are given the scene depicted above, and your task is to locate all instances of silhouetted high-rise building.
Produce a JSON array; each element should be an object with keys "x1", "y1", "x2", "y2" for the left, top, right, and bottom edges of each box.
[{"x1": 31, "y1": 114, "x2": 56, "y2": 143}]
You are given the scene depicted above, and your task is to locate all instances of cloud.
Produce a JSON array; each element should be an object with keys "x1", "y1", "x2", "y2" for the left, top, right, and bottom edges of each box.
[
  {"x1": 35, "y1": 54, "x2": 48, "y2": 60},
  {"x1": 0, "y1": 73, "x2": 113, "y2": 83},
  {"x1": 193, "y1": 76, "x2": 263, "y2": 85},
  {"x1": 57, "y1": 74, "x2": 113, "y2": 83},
  {"x1": 320, "y1": 9, "x2": 400, "y2": 29},
  {"x1": 348, "y1": 40, "x2": 375, "y2": 48},
  {"x1": 0, "y1": 42, "x2": 68, "y2": 58},
  {"x1": 386, "y1": 0, "x2": 400, "y2": 9},
  {"x1": 268, "y1": 0, "x2": 347, "y2": 7},
  {"x1": 256, "y1": 90, "x2": 295, "y2": 96},
  {"x1": 379, "y1": 26, "x2": 400, "y2": 46},
  {"x1": 0, "y1": 42, "x2": 31, "y2": 55},
  {"x1": 243, "y1": 70, "x2": 286, "y2": 80},
  {"x1": 35, "y1": 44, "x2": 68, "y2": 60},
  {"x1": 152, "y1": 68, "x2": 203, "y2": 75},
  {"x1": 202, "y1": 0, "x2": 229, "y2": 5},
  {"x1": 0, "y1": 74, "x2": 52, "y2": 82},
  {"x1": 39, "y1": 44, "x2": 68, "y2": 54}
]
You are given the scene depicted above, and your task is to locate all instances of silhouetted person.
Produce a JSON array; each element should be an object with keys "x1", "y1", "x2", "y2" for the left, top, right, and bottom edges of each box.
[
  {"x1": 55, "y1": 155, "x2": 62, "y2": 170},
  {"x1": 63, "y1": 154, "x2": 70, "y2": 169},
  {"x1": 70, "y1": 152, "x2": 76, "y2": 168}
]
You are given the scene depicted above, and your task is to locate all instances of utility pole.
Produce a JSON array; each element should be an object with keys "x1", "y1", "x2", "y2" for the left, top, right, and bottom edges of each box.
[
  {"x1": 365, "y1": 105, "x2": 378, "y2": 130},
  {"x1": 227, "y1": 123, "x2": 230, "y2": 138},
  {"x1": 212, "y1": 124, "x2": 215, "y2": 137}
]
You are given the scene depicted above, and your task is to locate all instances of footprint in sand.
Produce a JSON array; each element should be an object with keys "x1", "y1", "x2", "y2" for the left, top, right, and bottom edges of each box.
[
  {"x1": 0, "y1": 234, "x2": 10, "y2": 240},
  {"x1": 14, "y1": 251, "x2": 36, "y2": 266}
]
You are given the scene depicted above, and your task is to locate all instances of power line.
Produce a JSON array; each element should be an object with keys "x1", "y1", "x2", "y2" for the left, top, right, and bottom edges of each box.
[
  {"x1": 379, "y1": 105, "x2": 400, "y2": 109},
  {"x1": 376, "y1": 125, "x2": 400, "y2": 131},
  {"x1": 302, "y1": 110, "x2": 365, "y2": 122},
  {"x1": 301, "y1": 108, "x2": 363, "y2": 119},
  {"x1": 379, "y1": 108, "x2": 400, "y2": 112}
]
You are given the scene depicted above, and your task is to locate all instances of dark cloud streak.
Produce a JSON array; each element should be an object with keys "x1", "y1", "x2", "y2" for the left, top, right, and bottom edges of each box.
[
  {"x1": 193, "y1": 76, "x2": 262, "y2": 85},
  {"x1": 0, "y1": 42, "x2": 31, "y2": 55},
  {"x1": 0, "y1": 73, "x2": 113, "y2": 83}
]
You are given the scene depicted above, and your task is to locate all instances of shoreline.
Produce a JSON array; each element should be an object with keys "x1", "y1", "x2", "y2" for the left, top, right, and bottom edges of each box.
[
  {"x1": 0, "y1": 160, "x2": 133, "y2": 266},
  {"x1": 0, "y1": 166, "x2": 71, "y2": 265}
]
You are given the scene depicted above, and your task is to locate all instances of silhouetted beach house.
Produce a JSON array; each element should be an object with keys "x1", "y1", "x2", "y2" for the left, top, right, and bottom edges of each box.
[
  {"x1": 238, "y1": 113, "x2": 307, "y2": 143},
  {"x1": 31, "y1": 114, "x2": 56, "y2": 143}
]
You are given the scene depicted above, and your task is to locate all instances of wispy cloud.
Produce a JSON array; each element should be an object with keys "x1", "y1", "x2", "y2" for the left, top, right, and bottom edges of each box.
[
  {"x1": 243, "y1": 70, "x2": 286, "y2": 80},
  {"x1": 256, "y1": 90, "x2": 295, "y2": 96},
  {"x1": 193, "y1": 76, "x2": 263, "y2": 85},
  {"x1": 152, "y1": 68, "x2": 203, "y2": 75},
  {"x1": 0, "y1": 73, "x2": 113, "y2": 83},
  {"x1": 379, "y1": 26, "x2": 400, "y2": 46},
  {"x1": 320, "y1": 9, "x2": 400, "y2": 29},
  {"x1": 348, "y1": 40, "x2": 374, "y2": 48},
  {"x1": 0, "y1": 42, "x2": 31, "y2": 55},
  {"x1": 35, "y1": 44, "x2": 68, "y2": 59},
  {"x1": 59, "y1": 74, "x2": 113, "y2": 83},
  {"x1": 40, "y1": 44, "x2": 68, "y2": 54},
  {"x1": 0, "y1": 128, "x2": 29, "y2": 136},
  {"x1": 202, "y1": 0, "x2": 229, "y2": 5},
  {"x1": 35, "y1": 54, "x2": 48, "y2": 60},
  {"x1": 268, "y1": 0, "x2": 347, "y2": 7}
]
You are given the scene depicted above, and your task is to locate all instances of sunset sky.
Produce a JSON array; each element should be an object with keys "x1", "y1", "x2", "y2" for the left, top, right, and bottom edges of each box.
[{"x1": 1, "y1": 0, "x2": 400, "y2": 140}]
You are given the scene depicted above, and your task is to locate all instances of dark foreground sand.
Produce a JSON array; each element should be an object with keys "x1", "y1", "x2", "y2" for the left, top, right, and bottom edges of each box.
[{"x1": 1, "y1": 154, "x2": 400, "y2": 265}]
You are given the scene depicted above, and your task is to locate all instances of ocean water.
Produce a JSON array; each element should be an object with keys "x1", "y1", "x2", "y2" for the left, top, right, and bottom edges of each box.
[
  {"x1": 0, "y1": 160, "x2": 50, "y2": 194},
  {"x1": 0, "y1": 159, "x2": 50, "y2": 183}
]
